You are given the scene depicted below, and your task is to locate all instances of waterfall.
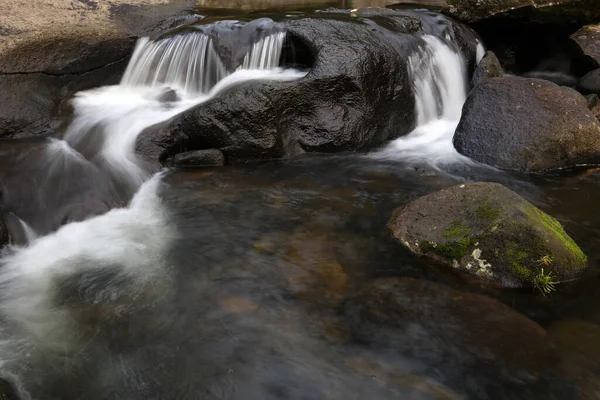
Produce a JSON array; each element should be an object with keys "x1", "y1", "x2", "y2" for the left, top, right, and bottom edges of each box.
[
  {"x1": 63, "y1": 30, "x2": 304, "y2": 189},
  {"x1": 241, "y1": 31, "x2": 286, "y2": 70},
  {"x1": 375, "y1": 34, "x2": 474, "y2": 166},
  {"x1": 409, "y1": 35, "x2": 467, "y2": 125},
  {"x1": 121, "y1": 32, "x2": 227, "y2": 95}
]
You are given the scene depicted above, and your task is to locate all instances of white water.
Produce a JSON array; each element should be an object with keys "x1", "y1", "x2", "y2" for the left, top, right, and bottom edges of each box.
[
  {"x1": 121, "y1": 33, "x2": 227, "y2": 95},
  {"x1": 376, "y1": 35, "x2": 475, "y2": 166},
  {"x1": 241, "y1": 31, "x2": 286, "y2": 70},
  {"x1": 0, "y1": 31, "x2": 305, "y2": 389},
  {"x1": 64, "y1": 32, "x2": 305, "y2": 188},
  {"x1": 0, "y1": 174, "x2": 173, "y2": 369}
]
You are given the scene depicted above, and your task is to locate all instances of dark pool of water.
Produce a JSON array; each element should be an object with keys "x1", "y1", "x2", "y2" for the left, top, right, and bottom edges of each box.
[{"x1": 4, "y1": 152, "x2": 598, "y2": 400}]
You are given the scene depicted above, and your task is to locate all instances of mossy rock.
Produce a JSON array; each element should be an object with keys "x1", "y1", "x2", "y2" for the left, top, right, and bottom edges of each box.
[{"x1": 388, "y1": 182, "x2": 587, "y2": 288}]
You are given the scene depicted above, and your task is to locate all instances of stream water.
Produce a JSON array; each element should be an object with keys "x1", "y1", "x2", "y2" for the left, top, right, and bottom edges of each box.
[{"x1": 0, "y1": 4, "x2": 599, "y2": 400}]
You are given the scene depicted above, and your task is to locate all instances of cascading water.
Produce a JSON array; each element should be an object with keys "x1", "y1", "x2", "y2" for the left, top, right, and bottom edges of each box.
[
  {"x1": 121, "y1": 32, "x2": 226, "y2": 95},
  {"x1": 0, "y1": 25, "x2": 306, "y2": 399},
  {"x1": 62, "y1": 29, "x2": 305, "y2": 190},
  {"x1": 376, "y1": 35, "x2": 476, "y2": 166},
  {"x1": 241, "y1": 31, "x2": 286, "y2": 70}
]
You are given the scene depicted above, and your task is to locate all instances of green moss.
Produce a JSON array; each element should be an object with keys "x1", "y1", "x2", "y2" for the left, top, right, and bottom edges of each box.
[
  {"x1": 476, "y1": 205, "x2": 500, "y2": 220},
  {"x1": 524, "y1": 206, "x2": 587, "y2": 264},
  {"x1": 443, "y1": 221, "x2": 471, "y2": 238},
  {"x1": 421, "y1": 237, "x2": 476, "y2": 262},
  {"x1": 510, "y1": 261, "x2": 532, "y2": 280}
]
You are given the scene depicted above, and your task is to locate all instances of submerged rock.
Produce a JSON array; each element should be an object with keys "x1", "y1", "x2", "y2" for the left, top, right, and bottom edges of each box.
[
  {"x1": 578, "y1": 69, "x2": 600, "y2": 96},
  {"x1": 471, "y1": 50, "x2": 503, "y2": 87},
  {"x1": 388, "y1": 182, "x2": 587, "y2": 288},
  {"x1": 137, "y1": 9, "x2": 480, "y2": 163},
  {"x1": 170, "y1": 149, "x2": 226, "y2": 167},
  {"x1": 571, "y1": 25, "x2": 600, "y2": 68},
  {"x1": 345, "y1": 278, "x2": 560, "y2": 398},
  {"x1": 454, "y1": 75, "x2": 600, "y2": 172}
]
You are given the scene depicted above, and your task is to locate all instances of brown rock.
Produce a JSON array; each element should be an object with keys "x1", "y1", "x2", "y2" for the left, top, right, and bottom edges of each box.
[
  {"x1": 571, "y1": 25, "x2": 600, "y2": 68},
  {"x1": 454, "y1": 75, "x2": 600, "y2": 172}
]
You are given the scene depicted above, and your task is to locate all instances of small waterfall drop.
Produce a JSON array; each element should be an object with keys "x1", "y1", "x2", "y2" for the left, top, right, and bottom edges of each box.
[
  {"x1": 376, "y1": 35, "x2": 474, "y2": 166},
  {"x1": 121, "y1": 33, "x2": 226, "y2": 95},
  {"x1": 241, "y1": 31, "x2": 286, "y2": 70},
  {"x1": 63, "y1": 29, "x2": 305, "y2": 190}
]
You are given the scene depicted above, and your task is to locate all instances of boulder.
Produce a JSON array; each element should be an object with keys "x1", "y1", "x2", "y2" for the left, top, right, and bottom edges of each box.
[
  {"x1": 170, "y1": 149, "x2": 226, "y2": 167},
  {"x1": 388, "y1": 182, "x2": 587, "y2": 289},
  {"x1": 577, "y1": 69, "x2": 600, "y2": 96},
  {"x1": 137, "y1": 10, "x2": 479, "y2": 163},
  {"x1": 453, "y1": 75, "x2": 600, "y2": 172},
  {"x1": 471, "y1": 50, "x2": 503, "y2": 87},
  {"x1": 345, "y1": 278, "x2": 561, "y2": 398},
  {"x1": 443, "y1": 0, "x2": 600, "y2": 23},
  {"x1": 571, "y1": 25, "x2": 600, "y2": 68}
]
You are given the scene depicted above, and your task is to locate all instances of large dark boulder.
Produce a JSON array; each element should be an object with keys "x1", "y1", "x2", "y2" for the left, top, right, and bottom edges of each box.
[
  {"x1": 388, "y1": 182, "x2": 587, "y2": 289},
  {"x1": 345, "y1": 278, "x2": 561, "y2": 399},
  {"x1": 443, "y1": 0, "x2": 600, "y2": 23},
  {"x1": 571, "y1": 25, "x2": 600, "y2": 68},
  {"x1": 137, "y1": 9, "x2": 480, "y2": 163},
  {"x1": 454, "y1": 75, "x2": 600, "y2": 172}
]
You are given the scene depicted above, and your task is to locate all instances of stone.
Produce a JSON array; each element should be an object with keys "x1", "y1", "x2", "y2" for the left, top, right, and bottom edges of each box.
[
  {"x1": 388, "y1": 182, "x2": 588, "y2": 289},
  {"x1": 170, "y1": 149, "x2": 226, "y2": 167},
  {"x1": 471, "y1": 50, "x2": 503, "y2": 87},
  {"x1": 345, "y1": 277, "x2": 562, "y2": 398},
  {"x1": 454, "y1": 75, "x2": 600, "y2": 172},
  {"x1": 137, "y1": 9, "x2": 480, "y2": 163},
  {"x1": 571, "y1": 25, "x2": 600, "y2": 68},
  {"x1": 578, "y1": 69, "x2": 600, "y2": 96}
]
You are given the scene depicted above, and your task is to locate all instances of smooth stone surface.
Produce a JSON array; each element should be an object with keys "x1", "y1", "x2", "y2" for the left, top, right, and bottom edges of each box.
[
  {"x1": 171, "y1": 149, "x2": 226, "y2": 167},
  {"x1": 454, "y1": 75, "x2": 600, "y2": 172},
  {"x1": 137, "y1": 9, "x2": 480, "y2": 163},
  {"x1": 578, "y1": 69, "x2": 600, "y2": 96},
  {"x1": 388, "y1": 182, "x2": 588, "y2": 288}
]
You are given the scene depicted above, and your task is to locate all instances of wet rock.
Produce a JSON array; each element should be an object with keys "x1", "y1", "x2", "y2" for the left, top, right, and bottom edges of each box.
[
  {"x1": 388, "y1": 182, "x2": 588, "y2": 288},
  {"x1": 443, "y1": 0, "x2": 600, "y2": 23},
  {"x1": 137, "y1": 10, "x2": 480, "y2": 163},
  {"x1": 586, "y1": 94, "x2": 600, "y2": 119},
  {"x1": 0, "y1": 377, "x2": 19, "y2": 400},
  {"x1": 571, "y1": 25, "x2": 600, "y2": 68},
  {"x1": 345, "y1": 278, "x2": 560, "y2": 398},
  {"x1": 0, "y1": 213, "x2": 8, "y2": 249},
  {"x1": 170, "y1": 149, "x2": 226, "y2": 167},
  {"x1": 471, "y1": 50, "x2": 503, "y2": 87},
  {"x1": 453, "y1": 75, "x2": 600, "y2": 172},
  {"x1": 578, "y1": 69, "x2": 600, "y2": 96}
]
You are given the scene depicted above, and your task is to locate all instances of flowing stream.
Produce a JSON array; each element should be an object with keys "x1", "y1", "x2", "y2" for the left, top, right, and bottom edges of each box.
[{"x1": 0, "y1": 9, "x2": 598, "y2": 400}]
